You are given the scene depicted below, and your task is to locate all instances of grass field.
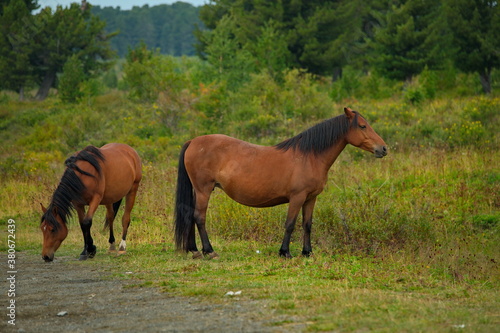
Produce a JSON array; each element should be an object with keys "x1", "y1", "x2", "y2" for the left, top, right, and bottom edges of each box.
[{"x1": 1, "y1": 89, "x2": 499, "y2": 331}]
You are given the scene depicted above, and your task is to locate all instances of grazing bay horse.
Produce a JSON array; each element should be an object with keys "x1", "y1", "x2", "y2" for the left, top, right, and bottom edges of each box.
[
  {"x1": 175, "y1": 107, "x2": 387, "y2": 259},
  {"x1": 40, "y1": 143, "x2": 142, "y2": 262}
]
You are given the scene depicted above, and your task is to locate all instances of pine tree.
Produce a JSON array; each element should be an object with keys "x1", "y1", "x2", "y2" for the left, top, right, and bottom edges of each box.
[
  {"x1": 372, "y1": 0, "x2": 451, "y2": 81},
  {"x1": 444, "y1": 0, "x2": 499, "y2": 94},
  {"x1": 32, "y1": 3, "x2": 115, "y2": 100},
  {"x1": 58, "y1": 55, "x2": 85, "y2": 103},
  {"x1": 0, "y1": 0, "x2": 38, "y2": 99},
  {"x1": 196, "y1": 0, "x2": 370, "y2": 78}
]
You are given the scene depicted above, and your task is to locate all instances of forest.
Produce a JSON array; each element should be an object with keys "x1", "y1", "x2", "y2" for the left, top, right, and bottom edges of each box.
[
  {"x1": 91, "y1": 2, "x2": 203, "y2": 57},
  {"x1": 0, "y1": 0, "x2": 499, "y2": 331},
  {"x1": 0, "y1": 0, "x2": 498, "y2": 99}
]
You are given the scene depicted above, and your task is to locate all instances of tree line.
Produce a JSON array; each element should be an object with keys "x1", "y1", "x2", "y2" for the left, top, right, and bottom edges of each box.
[
  {"x1": 0, "y1": 0, "x2": 498, "y2": 100},
  {"x1": 196, "y1": 0, "x2": 498, "y2": 94},
  {"x1": 91, "y1": 2, "x2": 202, "y2": 57}
]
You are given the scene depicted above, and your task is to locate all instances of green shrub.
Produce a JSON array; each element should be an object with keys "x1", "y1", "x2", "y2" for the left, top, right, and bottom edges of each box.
[{"x1": 403, "y1": 84, "x2": 425, "y2": 105}]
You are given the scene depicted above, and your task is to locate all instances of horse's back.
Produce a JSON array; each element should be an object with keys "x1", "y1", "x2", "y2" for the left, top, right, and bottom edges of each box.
[
  {"x1": 99, "y1": 143, "x2": 142, "y2": 203},
  {"x1": 185, "y1": 134, "x2": 270, "y2": 172}
]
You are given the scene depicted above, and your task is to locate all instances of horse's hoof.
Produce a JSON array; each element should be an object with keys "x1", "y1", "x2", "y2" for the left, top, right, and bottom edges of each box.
[
  {"x1": 302, "y1": 250, "x2": 313, "y2": 257},
  {"x1": 191, "y1": 251, "x2": 203, "y2": 259},
  {"x1": 206, "y1": 252, "x2": 219, "y2": 260},
  {"x1": 79, "y1": 255, "x2": 88, "y2": 261},
  {"x1": 117, "y1": 250, "x2": 126, "y2": 256},
  {"x1": 109, "y1": 244, "x2": 116, "y2": 253},
  {"x1": 279, "y1": 251, "x2": 293, "y2": 259}
]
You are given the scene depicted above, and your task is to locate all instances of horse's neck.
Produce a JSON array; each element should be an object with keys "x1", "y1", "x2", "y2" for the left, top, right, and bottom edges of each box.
[{"x1": 316, "y1": 139, "x2": 348, "y2": 172}]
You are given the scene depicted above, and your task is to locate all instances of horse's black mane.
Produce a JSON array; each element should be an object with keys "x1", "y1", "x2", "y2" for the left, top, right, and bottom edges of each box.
[
  {"x1": 41, "y1": 146, "x2": 105, "y2": 229},
  {"x1": 275, "y1": 112, "x2": 360, "y2": 154}
]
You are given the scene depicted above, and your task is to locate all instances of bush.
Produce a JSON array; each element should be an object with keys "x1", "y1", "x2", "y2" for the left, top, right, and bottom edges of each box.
[{"x1": 123, "y1": 44, "x2": 188, "y2": 102}]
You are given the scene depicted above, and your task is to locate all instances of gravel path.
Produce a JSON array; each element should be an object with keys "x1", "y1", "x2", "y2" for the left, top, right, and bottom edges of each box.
[{"x1": 2, "y1": 253, "x2": 303, "y2": 333}]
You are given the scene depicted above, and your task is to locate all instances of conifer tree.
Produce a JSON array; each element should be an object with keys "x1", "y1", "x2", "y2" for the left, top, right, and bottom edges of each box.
[
  {"x1": 444, "y1": 0, "x2": 499, "y2": 93},
  {"x1": 372, "y1": 0, "x2": 451, "y2": 81},
  {"x1": 0, "y1": 0, "x2": 38, "y2": 99}
]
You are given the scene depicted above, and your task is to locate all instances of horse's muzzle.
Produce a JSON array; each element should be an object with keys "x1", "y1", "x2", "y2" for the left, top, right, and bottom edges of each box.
[
  {"x1": 42, "y1": 255, "x2": 54, "y2": 262},
  {"x1": 374, "y1": 146, "x2": 388, "y2": 158}
]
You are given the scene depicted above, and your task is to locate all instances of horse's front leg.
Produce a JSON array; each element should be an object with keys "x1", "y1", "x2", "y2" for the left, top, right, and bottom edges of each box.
[
  {"x1": 301, "y1": 198, "x2": 317, "y2": 257},
  {"x1": 78, "y1": 198, "x2": 100, "y2": 260},
  {"x1": 279, "y1": 198, "x2": 303, "y2": 258}
]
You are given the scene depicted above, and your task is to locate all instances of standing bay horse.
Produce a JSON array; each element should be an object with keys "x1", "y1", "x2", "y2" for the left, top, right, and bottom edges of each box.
[
  {"x1": 40, "y1": 143, "x2": 142, "y2": 262},
  {"x1": 175, "y1": 107, "x2": 387, "y2": 259}
]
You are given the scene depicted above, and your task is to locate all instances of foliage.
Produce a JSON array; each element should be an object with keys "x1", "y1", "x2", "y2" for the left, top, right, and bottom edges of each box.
[
  {"x1": 372, "y1": 0, "x2": 451, "y2": 81},
  {"x1": 123, "y1": 43, "x2": 188, "y2": 102},
  {"x1": 58, "y1": 55, "x2": 86, "y2": 103},
  {"x1": 197, "y1": 0, "x2": 370, "y2": 78},
  {"x1": 0, "y1": 0, "x2": 37, "y2": 97},
  {"x1": 0, "y1": 1, "x2": 115, "y2": 100},
  {"x1": 199, "y1": 15, "x2": 257, "y2": 89},
  {"x1": 196, "y1": 0, "x2": 497, "y2": 94},
  {"x1": 444, "y1": 0, "x2": 500, "y2": 94}
]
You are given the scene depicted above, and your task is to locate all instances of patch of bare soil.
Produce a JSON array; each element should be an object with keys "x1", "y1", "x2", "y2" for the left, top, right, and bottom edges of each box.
[{"x1": 2, "y1": 253, "x2": 304, "y2": 333}]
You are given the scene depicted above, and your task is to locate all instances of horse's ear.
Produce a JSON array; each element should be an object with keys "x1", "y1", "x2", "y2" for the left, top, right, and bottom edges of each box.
[
  {"x1": 40, "y1": 203, "x2": 47, "y2": 213},
  {"x1": 344, "y1": 107, "x2": 355, "y2": 120}
]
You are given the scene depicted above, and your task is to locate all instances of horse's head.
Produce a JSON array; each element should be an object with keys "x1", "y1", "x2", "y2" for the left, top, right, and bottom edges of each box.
[
  {"x1": 344, "y1": 107, "x2": 387, "y2": 158},
  {"x1": 40, "y1": 204, "x2": 68, "y2": 262}
]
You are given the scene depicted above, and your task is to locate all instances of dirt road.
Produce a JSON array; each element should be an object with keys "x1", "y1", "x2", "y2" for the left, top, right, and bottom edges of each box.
[{"x1": 2, "y1": 253, "x2": 301, "y2": 333}]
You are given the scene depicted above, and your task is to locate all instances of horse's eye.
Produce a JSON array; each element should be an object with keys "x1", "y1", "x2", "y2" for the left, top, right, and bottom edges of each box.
[{"x1": 360, "y1": 125, "x2": 366, "y2": 129}]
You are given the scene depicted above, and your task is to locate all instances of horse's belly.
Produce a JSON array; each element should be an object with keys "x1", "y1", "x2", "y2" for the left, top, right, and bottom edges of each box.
[
  {"x1": 237, "y1": 195, "x2": 289, "y2": 208},
  {"x1": 101, "y1": 184, "x2": 133, "y2": 204},
  {"x1": 220, "y1": 180, "x2": 290, "y2": 208}
]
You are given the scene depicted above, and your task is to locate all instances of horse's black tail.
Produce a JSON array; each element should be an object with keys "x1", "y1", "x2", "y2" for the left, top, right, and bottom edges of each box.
[
  {"x1": 174, "y1": 141, "x2": 194, "y2": 252},
  {"x1": 103, "y1": 199, "x2": 123, "y2": 230}
]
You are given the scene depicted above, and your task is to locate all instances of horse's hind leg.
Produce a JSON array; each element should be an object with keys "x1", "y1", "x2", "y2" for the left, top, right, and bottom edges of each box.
[
  {"x1": 187, "y1": 221, "x2": 202, "y2": 259},
  {"x1": 194, "y1": 191, "x2": 218, "y2": 259},
  {"x1": 118, "y1": 182, "x2": 139, "y2": 254},
  {"x1": 105, "y1": 199, "x2": 122, "y2": 252}
]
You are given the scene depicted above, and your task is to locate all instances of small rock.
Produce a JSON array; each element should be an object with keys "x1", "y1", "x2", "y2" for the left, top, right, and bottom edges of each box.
[
  {"x1": 452, "y1": 324, "x2": 466, "y2": 329},
  {"x1": 57, "y1": 311, "x2": 68, "y2": 317}
]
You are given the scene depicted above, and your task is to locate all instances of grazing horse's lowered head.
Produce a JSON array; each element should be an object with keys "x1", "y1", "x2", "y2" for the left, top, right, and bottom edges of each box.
[{"x1": 40, "y1": 204, "x2": 69, "y2": 262}]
